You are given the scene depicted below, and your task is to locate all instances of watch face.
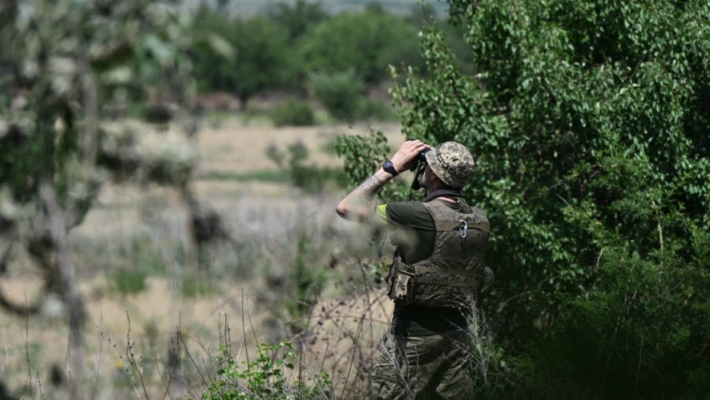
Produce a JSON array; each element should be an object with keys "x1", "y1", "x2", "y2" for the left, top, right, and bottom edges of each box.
[{"x1": 383, "y1": 160, "x2": 397, "y2": 175}]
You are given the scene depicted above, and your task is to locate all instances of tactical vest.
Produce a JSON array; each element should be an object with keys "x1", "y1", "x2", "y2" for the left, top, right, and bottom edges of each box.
[{"x1": 387, "y1": 199, "x2": 489, "y2": 310}]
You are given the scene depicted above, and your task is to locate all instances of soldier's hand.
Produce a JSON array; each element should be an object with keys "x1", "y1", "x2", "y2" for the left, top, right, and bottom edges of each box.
[{"x1": 391, "y1": 140, "x2": 430, "y2": 173}]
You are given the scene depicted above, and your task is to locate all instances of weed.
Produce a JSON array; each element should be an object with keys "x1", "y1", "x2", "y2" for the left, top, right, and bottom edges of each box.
[
  {"x1": 286, "y1": 234, "x2": 325, "y2": 333},
  {"x1": 310, "y1": 71, "x2": 366, "y2": 123},
  {"x1": 269, "y1": 100, "x2": 316, "y2": 127},
  {"x1": 181, "y1": 274, "x2": 215, "y2": 298},
  {"x1": 200, "y1": 341, "x2": 332, "y2": 400},
  {"x1": 112, "y1": 270, "x2": 148, "y2": 296},
  {"x1": 266, "y1": 141, "x2": 347, "y2": 193}
]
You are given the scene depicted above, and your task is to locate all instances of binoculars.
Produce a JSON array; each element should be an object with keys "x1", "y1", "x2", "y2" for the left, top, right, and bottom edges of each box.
[
  {"x1": 409, "y1": 148, "x2": 431, "y2": 171},
  {"x1": 418, "y1": 148, "x2": 431, "y2": 163},
  {"x1": 410, "y1": 148, "x2": 431, "y2": 190}
]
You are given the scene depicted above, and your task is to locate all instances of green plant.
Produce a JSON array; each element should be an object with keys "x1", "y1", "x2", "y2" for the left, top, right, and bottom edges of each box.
[
  {"x1": 286, "y1": 234, "x2": 326, "y2": 333},
  {"x1": 361, "y1": 98, "x2": 397, "y2": 121},
  {"x1": 310, "y1": 70, "x2": 365, "y2": 122},
  {"x1": 112, "y1": 270, "x2": 148, "y2": 296},
  {"x1": 299, "y1": 7, "x2": 422, "y2": 84},
  {"x1": 266, "y1": 141, "x2": 347, "y2": 193},
  {"x1": 269, "y1": 100, "x2": 316, "y2": 127},
  {"x1": 191, "y1": 10, "x2": 295, "y2": 109},
  {"x1": 335, "y1": 129, "x2": 409, "y2": 202},
  {"x1": 181, "y1": 274, "x2": 215, "y2": 298},
  {"x1": 201, "y1": 341, "x2": 332, "y2": 400}
]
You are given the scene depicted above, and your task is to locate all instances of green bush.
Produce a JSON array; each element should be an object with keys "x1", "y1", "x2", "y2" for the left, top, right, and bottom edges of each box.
[
  {"x1": 362, "y1": 98, "x2": 397, "y2": 121},
  {"x1": 285, "y1": 234, "x2": 326, "y2": 333},
  {"x1": 299, "y1": 6, "x2": 422, "y2": 84},
  {"x1": 200, "y1": 341, "x2": 332, "y2": 400},
  {"x1": 112, "y1": 270, "x2": 148, "y2": 296},
  {"x1": 310, "y1": 70, "x2": 365, "y2": 122},
  {"x1": 266, "y1": 141, "x2": 347, "y2": 193},
  {"x1": 191, "y1": 10, "x2": 295, "y2": 109},
  {"x1": 269, "y1": 99, "x2": 315, "y2": 127},
  {"x1": 181, "y1": 274, "x2": 215, "y2": 298}
]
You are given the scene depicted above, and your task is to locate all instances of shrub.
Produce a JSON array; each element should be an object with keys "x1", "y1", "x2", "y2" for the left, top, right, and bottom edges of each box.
[
  {"x1": 362, "y1": 98, "x2": 397, "y2": 121},
  {"x1": 310, "y1": 71, "x2": 365, "y2": 122},
  {"x1": 269, "y1": 99, "x2": 315, "y2": 127},
  {"x1": 286, "y1": 234, "x2": 326, "y2": 333},
  {"x1": 200, "y1": 341, "x2": 332, "y2": 400},
  {"x1": 112, "y1": 270, "x2": 148, "y2": 296},
  {"x1": 266, "y1": 141, "x2": 347, "y2": 193},
  {"x1": 299, "y1": 7, "x2": 422, "y2": 84},
  {"x1": 181, "y1": 274, "x2": 215, "y2": 298}
]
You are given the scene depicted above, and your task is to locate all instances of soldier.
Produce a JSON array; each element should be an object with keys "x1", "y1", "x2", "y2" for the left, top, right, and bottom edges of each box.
[{"x1": 336, "y1": 140, "x2": 489, "y2": 399}]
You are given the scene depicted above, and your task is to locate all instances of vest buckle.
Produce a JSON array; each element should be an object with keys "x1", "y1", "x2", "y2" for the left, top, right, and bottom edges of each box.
[{"x1": 459, "y1": 220, "x2": 468, "y2": 238}]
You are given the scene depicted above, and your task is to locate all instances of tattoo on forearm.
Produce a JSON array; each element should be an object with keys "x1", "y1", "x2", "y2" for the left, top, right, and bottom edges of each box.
[{"x1": 356, "y1": 173, "x2": 385, "y2": 195}]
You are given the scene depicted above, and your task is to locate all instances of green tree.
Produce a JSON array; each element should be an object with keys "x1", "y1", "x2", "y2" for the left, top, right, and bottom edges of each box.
[
  {"x1": 299, "y1": 7, "x2": 422, "y2": 85},
  {"x1": 268, "y1": 0, "x2": 328, "y2": 43},
  {"x1": 310, "y1": 70, "x2": 366, "y2": 122},
  {"x1": 338, "y1": 0, "x2": 710, "y2": 398},
  {"x1": 192, "y1": 10, "x2": 293, "y2": 109},
  {"x1": 190, "y1": 5, "x2": 237, "y2": 94}
]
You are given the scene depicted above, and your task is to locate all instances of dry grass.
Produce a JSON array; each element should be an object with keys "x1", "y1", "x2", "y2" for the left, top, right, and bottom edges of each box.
[{"x1": 0, "y1": 115, "x2": 404, "y2": 398}]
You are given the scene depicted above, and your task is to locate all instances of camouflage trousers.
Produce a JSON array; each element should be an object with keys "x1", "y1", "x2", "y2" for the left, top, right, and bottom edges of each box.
[{"x1": 368, "y1": 329, "x2": 473, "y2": 400}]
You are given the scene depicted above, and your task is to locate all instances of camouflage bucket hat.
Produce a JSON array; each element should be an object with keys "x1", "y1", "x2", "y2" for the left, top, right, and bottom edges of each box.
[{"x1": 425, "y1": 141, "x2": 475, "y2": 189}]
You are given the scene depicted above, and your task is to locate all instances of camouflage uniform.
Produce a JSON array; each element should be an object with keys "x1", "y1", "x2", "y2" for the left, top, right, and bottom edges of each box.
[
  {"x1": 368, "y1": 329, "x2": 474, "y2": 400},
  {"x1": 369, "y1": 142, "x2": 488, "y2": 400}
]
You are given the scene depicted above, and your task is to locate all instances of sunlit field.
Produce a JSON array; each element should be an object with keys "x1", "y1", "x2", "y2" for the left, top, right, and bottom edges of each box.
[{"x1": 0, "y1": 113, "x2": 404, "y2": 399}]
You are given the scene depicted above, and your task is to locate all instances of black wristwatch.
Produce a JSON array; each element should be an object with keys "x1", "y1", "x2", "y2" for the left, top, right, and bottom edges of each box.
[{"x1": 382, "y1": 160, "x2": 398, "y2": 177}]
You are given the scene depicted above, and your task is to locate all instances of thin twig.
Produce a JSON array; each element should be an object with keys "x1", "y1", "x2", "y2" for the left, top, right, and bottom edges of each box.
[
  {"x1": 341, "y1": 313, "x2": 365, "y2": 398},
  {"x1": 179, "y1": 329, "x2": 207, "y2": 386},
  {"x1": 241, "y1": 290, "x2": 251, "y2": 369},
  {"x1": 125, "y1": 312, "x2": 150, "y2": 400},
  {"x1": 24, "y1": 291, "x2": 34, "y2": 400}
]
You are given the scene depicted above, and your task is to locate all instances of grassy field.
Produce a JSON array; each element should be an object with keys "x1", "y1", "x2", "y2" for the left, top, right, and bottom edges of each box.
[{"x1": 0, "y1": 114, "x2": 405, "y2": 399}]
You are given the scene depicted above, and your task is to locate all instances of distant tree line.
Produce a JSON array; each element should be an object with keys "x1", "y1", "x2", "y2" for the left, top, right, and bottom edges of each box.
[{"x1": 189, "y1": 0, "x2": 472, "y2": 121}]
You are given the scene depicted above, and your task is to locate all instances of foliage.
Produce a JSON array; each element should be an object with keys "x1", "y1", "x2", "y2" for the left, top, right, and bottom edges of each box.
[
  {"x1": 299, "y1": 6, "x2": 423, "y2": 85},
  {"x1": 181, "y1": 273, "x2": 215, "y2": 298},
  {"x1": 285, "y1": 234, "x2": 326, "y2": 332},
  {"x1": 266, "y1": 141, "x2": 347, "y2": 193},
  {"x1": 112, "y1": 270, "x2": 149, "y2": 296},
  {"x1": 361, "y1": 98, "x2": 398, "y2": 122},
  {"x1": 405, "y1": 4, "x2": 476, "y2": 76},
  {"x1": 191, "y1": 9, "x2": 293, "y2": 108},
  {"x1": 335, "y1": 130, "x2": 410, "y2": 203},
  {"x1": 337, "y1": 0, "x2": 710, "y2": 398},
  {"x1": 268, "y1": 0, "x2": 328, "y2": 43},
  {"x1": 309, "y1": 70, "x2": 366, "y2": 122},
  {"x1": 201, "y1": 341, "x2": 332, "y2": 400},
  {"x1": 269, "y1": 99, "x2": 316, "y2": 127}
]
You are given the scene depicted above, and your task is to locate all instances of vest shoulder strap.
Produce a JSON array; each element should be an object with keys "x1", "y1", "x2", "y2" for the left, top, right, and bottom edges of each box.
[{"x1": 423, "y1": 201, "x2": 490, "y2": 233}]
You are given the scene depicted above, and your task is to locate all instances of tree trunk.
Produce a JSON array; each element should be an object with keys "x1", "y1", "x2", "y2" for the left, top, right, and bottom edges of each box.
[{"x1": 39, "y1": 180, "x2": 85, "y2": 400}]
